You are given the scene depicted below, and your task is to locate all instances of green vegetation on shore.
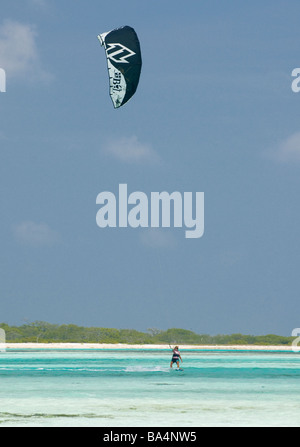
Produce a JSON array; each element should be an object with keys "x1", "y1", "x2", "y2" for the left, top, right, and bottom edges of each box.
[{"x1": 0, "y1": 322, "x2": 293, "y2": 345}]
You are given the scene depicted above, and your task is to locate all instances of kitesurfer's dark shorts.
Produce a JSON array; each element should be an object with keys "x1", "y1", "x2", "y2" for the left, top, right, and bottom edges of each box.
[{"x1": 172, "y1": 357, "x2": 179, "y2": 363}]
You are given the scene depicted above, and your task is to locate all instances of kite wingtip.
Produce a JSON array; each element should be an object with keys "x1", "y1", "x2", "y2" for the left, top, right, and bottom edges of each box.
[
  {"x1": 97, "y1": 34, "x2": 104, "y2": 46},
  {"x1": 98, "y1": 32, "x2": 110, "y2": 46}
]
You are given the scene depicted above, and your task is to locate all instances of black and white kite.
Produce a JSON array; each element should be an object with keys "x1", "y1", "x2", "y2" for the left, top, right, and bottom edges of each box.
[{"x1": 98, "y1": 26, "x2": 142, "y2": 108}]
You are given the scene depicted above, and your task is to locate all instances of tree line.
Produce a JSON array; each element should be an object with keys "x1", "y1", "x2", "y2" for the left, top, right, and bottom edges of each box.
[{"x1": 0, "y1": 322, "x2": 293, "y2": 345}]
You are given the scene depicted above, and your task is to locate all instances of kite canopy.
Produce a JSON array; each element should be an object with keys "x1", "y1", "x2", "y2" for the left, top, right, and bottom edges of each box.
[{"x1": 98, "y1": 26, "x2": 142, "y2": 108}]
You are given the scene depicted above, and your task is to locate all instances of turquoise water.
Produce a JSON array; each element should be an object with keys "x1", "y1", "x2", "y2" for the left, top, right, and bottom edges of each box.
[{"x1": 0, "y1": 349, "x2": 300, "y2": 427}]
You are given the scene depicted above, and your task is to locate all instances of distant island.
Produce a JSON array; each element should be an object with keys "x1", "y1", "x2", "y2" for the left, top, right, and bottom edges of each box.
[{"x1": 0, "y1": 321, "x2": 293, "y2": 346}]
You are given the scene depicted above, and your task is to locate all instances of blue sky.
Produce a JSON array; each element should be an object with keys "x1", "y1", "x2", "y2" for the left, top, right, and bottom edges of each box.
[{"x1": 1, "y1": 0, "x2": 300, "y2": 335}]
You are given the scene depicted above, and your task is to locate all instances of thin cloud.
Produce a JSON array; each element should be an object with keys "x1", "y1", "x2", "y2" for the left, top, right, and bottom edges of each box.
[
  {"x1": 268, "y1": 132, "x2": 300, "y2": 163},
  {"x1": 139, "y1": 228, "x2": 176, "y2": 248},
  {"x1": 0, "y1": 19, "x2": 52, "y2": 81},
  {"x1": 218, "y1": 250, "x2": 242, "y2": 267},
  {"x1": 27, "y1": 0, "x2": 52, "y2": 14},
  {"x1": 28, "y1": 0, "x2": 48, "y2": 8},
  {"x1": 103, "y1": 135, "x2": 161, "y2": 165},
  {"x1": 13, "y1": 221, "x2": 59, "y2": 247}
]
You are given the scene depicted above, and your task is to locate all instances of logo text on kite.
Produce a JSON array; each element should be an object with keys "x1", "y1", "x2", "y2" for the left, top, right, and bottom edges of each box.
[
  {"x1": 0, "y1": 68, "x2": 6, "y2": 93},
  {"x1": 106, "y1": 43, "x2": 136, "y2": 64}
]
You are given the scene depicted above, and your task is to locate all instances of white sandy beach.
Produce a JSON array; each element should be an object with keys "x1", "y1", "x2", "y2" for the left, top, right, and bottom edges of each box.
[{"x1": 3, "y1": 343, "x2": 295, "y2": 351}]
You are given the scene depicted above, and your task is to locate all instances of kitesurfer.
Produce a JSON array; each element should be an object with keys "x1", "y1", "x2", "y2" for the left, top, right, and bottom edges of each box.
[{"x1": 170, "y1": 346, "x2": 182, "y2": 369}]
